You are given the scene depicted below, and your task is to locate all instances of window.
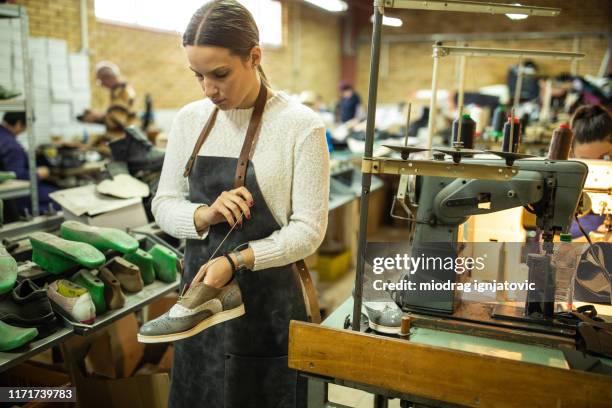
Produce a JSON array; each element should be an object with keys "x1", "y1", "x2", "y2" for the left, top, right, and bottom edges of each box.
[{"x1": 94, "y1": 0, "x2": 283, "y2": 47}]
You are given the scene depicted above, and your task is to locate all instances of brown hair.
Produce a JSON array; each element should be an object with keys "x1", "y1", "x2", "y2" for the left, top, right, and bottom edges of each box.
[
  {"x1": 571, "y1": 104, "x2": 612, "y2": 145},
  {"x1": 183, "y1": 0, "x2": 269, "y2": 87}
]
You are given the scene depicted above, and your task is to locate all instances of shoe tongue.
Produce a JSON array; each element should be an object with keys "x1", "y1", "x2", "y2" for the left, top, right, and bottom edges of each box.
[
  {"x1": 57, "y1": 280, "x2": 88, "y2": 297},
  {"x1": 178, "y1": 282, "x2": 220, "y2": 308}
]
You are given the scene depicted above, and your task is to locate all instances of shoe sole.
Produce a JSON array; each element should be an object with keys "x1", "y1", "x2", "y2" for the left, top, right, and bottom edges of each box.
[
  {"x1": 137, "y1": 304, "x2": 246, "y2": 343},
  {"x1": 367, "y1": 320, "x2": 401, "y2": 335}
]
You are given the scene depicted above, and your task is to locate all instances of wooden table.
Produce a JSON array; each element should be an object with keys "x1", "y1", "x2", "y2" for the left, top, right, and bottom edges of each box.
[{"x1": 289, "y1": 297, "x2": 612, "y2": 408}]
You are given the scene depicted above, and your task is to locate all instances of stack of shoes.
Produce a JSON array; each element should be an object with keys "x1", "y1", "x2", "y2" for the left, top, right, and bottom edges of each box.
[
  {"x1": 97, "y1": 267, "x2": 126, "y2": 310},
  {"x1": 123, "y1": 249, "x2": 155, "y2": 285},
  {"x1": 0, "y1": 279, "x2": 56, "y2": 349},
  {"x1": 0, "y1": 245, "x2": 18, "y2": 295},
  {"x1": 148, "y1": 244, "x2": 179, "y2": 283},
  {"x1": 29, "y1": 232, "x2": 106, "y2": 274},
  {"x1": 138, "y1": 279, "x2": 244, "y2": 343},
  {"x1": 47, "y1": 280, "x2": 96, "y2": 324},
  {"x1": 105, "y1": 257, "x2": 143, "y2": 293},
  {"x1": 71, "y1": 270, "x2": 106, "y2": 314},
  {"x1": 60, "y1": 221, "x2": 139, "y2": 254}
]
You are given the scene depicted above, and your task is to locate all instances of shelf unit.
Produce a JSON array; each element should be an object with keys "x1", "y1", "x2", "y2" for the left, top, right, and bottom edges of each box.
[{"x1": 0, "y1": 4, "x2": 38, "y2": 213}]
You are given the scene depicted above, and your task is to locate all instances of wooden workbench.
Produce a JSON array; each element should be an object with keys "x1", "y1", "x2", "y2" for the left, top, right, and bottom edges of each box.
[{"x1": 289, "y1": 297, "x2": 612, "y2": 408}]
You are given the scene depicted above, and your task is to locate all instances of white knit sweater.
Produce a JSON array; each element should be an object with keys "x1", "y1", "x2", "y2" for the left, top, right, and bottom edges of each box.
[{"x1": 152, "y1": 91, "x2": 330, "y2": 271}]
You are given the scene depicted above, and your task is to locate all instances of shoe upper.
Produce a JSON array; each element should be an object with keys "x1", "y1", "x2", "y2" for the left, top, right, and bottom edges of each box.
[
  {"x1": 0, "y1": 279, "x2": 55, "y2": 325},
  {"x1": 47, "y1": 280, "x2": 95, "y2": 323}
]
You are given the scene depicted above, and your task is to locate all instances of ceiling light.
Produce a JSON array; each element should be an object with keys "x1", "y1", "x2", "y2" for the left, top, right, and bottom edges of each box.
[
  {"x1": 370, "y1": 14, "x2": 403, "y2": 27},
  {"x1": 304, "y1": 0, "x2": 348, "y2": 13},
  {"x1": 505, "y1": 3, "x2": 528, "y2": 20}
]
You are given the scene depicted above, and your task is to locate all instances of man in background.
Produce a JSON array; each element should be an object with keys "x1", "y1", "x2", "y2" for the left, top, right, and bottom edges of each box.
[{"x1": 79, "y1": 61, "x2": 137, "y2": 153}]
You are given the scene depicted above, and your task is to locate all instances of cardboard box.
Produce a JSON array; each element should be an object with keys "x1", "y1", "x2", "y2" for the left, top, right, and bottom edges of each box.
[
  {"x1": 76, "y1": 371, "x2": 169, "y2": 408},
  {"x1": 50, "y1": 184, "x2": 148, "y2": 230},
  {"x1": 84, "y1": 313, "x2": 145, "y2": 379}
]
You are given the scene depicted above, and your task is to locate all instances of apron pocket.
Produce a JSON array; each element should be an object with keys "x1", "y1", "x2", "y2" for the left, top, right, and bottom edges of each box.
[{"x1": 224, "y1": 353, "x2": 297, "y2": 408}]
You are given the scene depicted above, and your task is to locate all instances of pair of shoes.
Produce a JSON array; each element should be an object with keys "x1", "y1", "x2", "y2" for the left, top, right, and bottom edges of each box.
[
  {"x1": 148, "y1": 244, "x2": 178, "y2": 283},
  {"x1": 105, "y1": 257, "x2": 143, "y2": 293},
  {"x1": 0, "y1": 279, "x2": 56, "y2": 328},
  {"x1": 137, "y1": 279, "x2": 244, "y2": 343},
  {"x1": 47, "y1": 280, "x2": 96, "y2": 324},
  {"x1": 0, "y1": 321, "x2": 38, "y2": 351},
  {"x1": 29, "y1": 232, "x2": 105, "y2": 274},
  {"x1": 0, "y1": 245, "x2": 18, "y2": 295},
  {"x1": 60, "y1": 220, "x2": 139, "y2": 254},
  {"x1": 109, "y1": 126, "x2": 165, "y2": 173}
]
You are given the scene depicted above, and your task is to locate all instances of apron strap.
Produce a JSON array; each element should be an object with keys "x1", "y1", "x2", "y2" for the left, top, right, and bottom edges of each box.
[
  {"x1": 234, "y1": 84, "x2": 267, "y2": 188},
  {"x1": 294, "y1": 259, "x2": 322, "y2": 324},
  {"x1": 183, "y1": 107, "x2": 219, "y2": 177}
]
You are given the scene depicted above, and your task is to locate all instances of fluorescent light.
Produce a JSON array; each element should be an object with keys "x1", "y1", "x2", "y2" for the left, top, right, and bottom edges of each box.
[
  {"x1": 505, "y1": 3, "x2": 528, "y2": 20},
  {"x1": 370, "y1": 14, "x2": 403, "y2": 27},
  {"x1": 304, "y1": 0, "x2": 348, "y2": 12}
]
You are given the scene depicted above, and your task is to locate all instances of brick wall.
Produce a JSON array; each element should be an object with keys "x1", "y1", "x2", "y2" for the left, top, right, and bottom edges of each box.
[
  {"x1": 355, "y1": 0, "x2": 611, "y2": 104},
  {"x1": 13, "y1": 0, "x2": 341, "y2": 110}
]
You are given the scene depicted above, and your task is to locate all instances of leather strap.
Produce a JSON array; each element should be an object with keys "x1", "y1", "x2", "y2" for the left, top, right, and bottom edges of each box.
[
  {"x1": 294, "y1": 259, "x2": 322, "y2": 324},
  {"x1": 183, "y1": 107, "x2": 219, "y2": 177},
  {"x1": 184, "y1": 83, "x2": 321, "y2": 324},
  {"x1": 234, "y1": 84, "x2": 267, "y2": 188}
]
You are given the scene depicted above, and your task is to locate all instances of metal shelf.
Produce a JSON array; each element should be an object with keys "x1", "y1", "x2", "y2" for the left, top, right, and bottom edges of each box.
[
  {"x1": 434, "y1": 45, "x2": 585, "y2": 60},
  {"x1": 68, "y1": 278, "x2": 180, "y2": 336},
  {"x1": 0, "y1": 99, "x2": 26, "y2": 112}
]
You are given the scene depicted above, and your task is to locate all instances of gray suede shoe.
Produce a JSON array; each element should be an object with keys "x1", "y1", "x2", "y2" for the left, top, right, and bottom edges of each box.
[
  {"x1": 137, "y1": 279, "x2": 244, "y2": 343},
  {"x1": 362, "y1": 301, "x2": 403, "y2": 334}
]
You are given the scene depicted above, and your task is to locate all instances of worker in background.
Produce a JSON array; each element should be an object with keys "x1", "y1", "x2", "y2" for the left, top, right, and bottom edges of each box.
[
  {"x1": 78, "y1": 61, "x2": 137, "y2": 154},
  {"x1": 0, "y1": 112, "x2": 58, "y2": 221},
  {"x1": 570, "y1": 104, "x2": 612, "y2": 240},
  {"x1": 337, "y1": 82, "x2": 363, "y2": 123}
]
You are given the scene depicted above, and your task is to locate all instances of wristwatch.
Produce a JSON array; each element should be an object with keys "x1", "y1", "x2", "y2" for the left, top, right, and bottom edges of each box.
[{"x1": 231, "y1": 250, "x2": 248, "y2": 271}]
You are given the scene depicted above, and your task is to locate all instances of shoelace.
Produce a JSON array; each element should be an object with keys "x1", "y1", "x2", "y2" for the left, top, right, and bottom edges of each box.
[{"x1": 179, "y1": 211, "x2": 245, "y2": 299}]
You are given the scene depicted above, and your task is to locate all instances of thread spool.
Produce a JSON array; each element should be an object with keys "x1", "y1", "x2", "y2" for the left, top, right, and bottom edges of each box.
[
  {"x1": 502, "y1": 117, "x2": 522, "y2": 153},
  {"x1": 547, "y1": 123, "x2": 574, "y2": 160},
  {"x1": 452, "y1": 114, "x2": 476, "y2": 149},
  {"x1": 400, "y1": 316, "x2": 411, "y2": 339},
  {"x1": 491, "y1": 105, "x2": 507, "y2": 137}
]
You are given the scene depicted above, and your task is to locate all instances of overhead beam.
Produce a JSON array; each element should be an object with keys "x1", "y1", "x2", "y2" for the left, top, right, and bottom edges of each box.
[{"x1": 375, "y1": 0, "x2": 560, "y2": 16}]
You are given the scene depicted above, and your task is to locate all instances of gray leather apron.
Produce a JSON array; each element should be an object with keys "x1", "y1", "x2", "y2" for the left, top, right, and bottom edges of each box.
[{"x1": 169, "y1": 86, "x2": 310, "y2": 408}]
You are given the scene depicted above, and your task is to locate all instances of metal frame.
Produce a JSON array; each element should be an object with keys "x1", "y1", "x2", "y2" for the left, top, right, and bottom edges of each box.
[
  {"x1": 374, "y1": 0, "x2": 560, "y2": 16},
  {"x1": 0, "y1": 4, "x2": 39, "y2": 215}
]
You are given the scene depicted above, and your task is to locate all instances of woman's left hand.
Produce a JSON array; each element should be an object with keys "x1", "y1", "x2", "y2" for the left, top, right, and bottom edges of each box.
[{"x1": 192, "y1": 256, "x2": 233, "y2": 287}]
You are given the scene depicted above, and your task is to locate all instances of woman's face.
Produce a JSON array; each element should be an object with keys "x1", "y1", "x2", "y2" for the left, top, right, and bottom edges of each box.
[{"x1": 186, "y1": 45, "x2": 260, "y2": 110}]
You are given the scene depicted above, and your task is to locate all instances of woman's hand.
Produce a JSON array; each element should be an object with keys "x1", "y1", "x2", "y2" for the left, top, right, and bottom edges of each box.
[
  {"x1": 192, "y1": 256, "x2": 234, "y2": 287},
  {"x1": 195, "y1": 187, "x2": 254, "y2": 231}
]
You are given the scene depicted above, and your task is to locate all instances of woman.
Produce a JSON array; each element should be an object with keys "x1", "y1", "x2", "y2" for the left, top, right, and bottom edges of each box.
[{"x1": 142, "y1": 1, "x2": 329, "y2": 406}]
